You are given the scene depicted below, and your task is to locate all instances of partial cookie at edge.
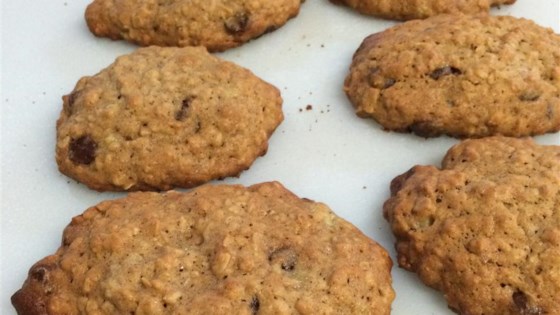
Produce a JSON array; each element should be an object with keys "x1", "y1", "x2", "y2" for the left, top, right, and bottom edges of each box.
[
  {"x1": 384, "y1": 137, "x2": 560, "y2": 314},
  {"x1": 85, "y1": 0, "x2": 304, "y2": 51},
  {"x1": 12, "y1": 182, "x2": 395, "y2": 314},
  {"x1": 330, "y1": 0, "x2": 515, "y2": 20}
]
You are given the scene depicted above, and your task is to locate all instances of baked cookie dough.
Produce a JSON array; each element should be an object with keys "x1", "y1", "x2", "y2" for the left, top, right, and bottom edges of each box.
[
  {"x1": 344, "y1": 14, "x2": 560, "y2": 138},
  {"x1": 56, "y1": 46, "x2": 283, "y2": 191},
  {"x1": 12, "y1": 182, "x2": 395, "y2": 314},
  {"x1": 331, "y1": 0, "x2": 514, "y2": 20},
  {"x1": 384, "y1": 137, "x2": 560, "y2": 314},
  {"x1": 85, "y1": 0, "x2": 304, "y2": 51}
]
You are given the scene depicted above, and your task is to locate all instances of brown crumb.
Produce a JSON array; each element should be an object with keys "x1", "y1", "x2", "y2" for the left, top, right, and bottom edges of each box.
[{"x1": 306, "y1": 105, "x2": 313, "y2": 111}]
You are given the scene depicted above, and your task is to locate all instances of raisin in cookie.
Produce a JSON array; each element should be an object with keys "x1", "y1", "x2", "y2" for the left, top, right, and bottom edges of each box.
[
  {"x1": 12, "y1": 182, "x2": 395, "y2": 314},
  {"x1": 331, "y1": 0, "x2": 514, "y2": 20},
  {"x1": 85, "y1": 0, "x2": 304, "y2": 51},
  {"x1": 384, "y1": 137, "x2": 560, "y2": 314},
  {"x1": 344, "y1": 14, "x2": 560, "y2": 138},
  {"x1": 56, "y1": 47, "x2": 283, "y2": 191}
]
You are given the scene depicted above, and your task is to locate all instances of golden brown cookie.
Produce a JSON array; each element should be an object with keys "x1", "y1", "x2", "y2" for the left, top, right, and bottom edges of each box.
[
  {"x1": 12, "y1": 182, "x2": 395, "y2": 314},
  {"x1": 344, "y1": 14, "x2": 560, "y2": 138},
  {"x1": 384, "y1": 137, "x2": 560, "y2": 314},
  {"x1": 331, "y1": 0, "x2": 514, "y2": 20},
  {"x1": 85, "y1": 0, "x2": 304, "y2": 51},
  {"x1": 56, "y1": 46, "x2": 283, "y2": 191}
]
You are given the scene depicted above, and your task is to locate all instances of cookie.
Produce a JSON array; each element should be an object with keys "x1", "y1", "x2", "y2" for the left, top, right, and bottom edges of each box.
[
  {"x1": 85, "y1": 0, "x2": 304, "y2": 51},
  {"x1": 344, "y1": 14, "x2": 560, "y2": 138},
  {"x1": 330, "y1": 0, "x2": 514, "y2": 20},
  {"x1": 11, "y1": 182, "x2": 395, "y2": 314},
  {"x1": 56, "y1": 46, "x2": 283, "y2": 191},
  {"x1": 383, "y1": 137, "x2": 560, "y2": 314}
]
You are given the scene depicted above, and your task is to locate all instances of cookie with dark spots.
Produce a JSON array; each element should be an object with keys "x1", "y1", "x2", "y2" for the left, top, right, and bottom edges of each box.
[
  {"x1": 85, "y1": 0, "x2": 304, "y2": 51},
  {"x1": 56, "y1": 47, "x2": 283, "y2": 191},
  {"x1": 430, "y1": 66, "x2": 462, "y2": 80},
  {"x1": 68, "y1": 135, "x2": 97, "y2": 165},
  {"x1": 330, "y1": 0, "x2": 514, "y2": 20},
  {"x1": 269, "y1": 247, "x2": 298, "y2": 271},
  {"x1": 12, "y1": 182, "x2": 395, "y2": 314},
  {"x1": 224, "y1": 12, "x2": 251, "y2": 35},
  {"x1": 344, "y1": 14, "x2": 560, "y2": 138},
  {"x1": 384, "y1": 137, "x2": 560, "y2": 314}
]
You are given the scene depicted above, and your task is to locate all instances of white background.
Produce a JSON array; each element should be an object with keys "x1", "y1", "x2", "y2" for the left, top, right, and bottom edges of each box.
[{"x1": 1, "y1": 0, "x2": 559, "y2": 313}]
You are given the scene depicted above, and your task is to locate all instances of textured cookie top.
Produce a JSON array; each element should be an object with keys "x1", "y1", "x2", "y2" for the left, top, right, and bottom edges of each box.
[
  {"x1": 12, "y1": 182, "x2": 394, "y2": 315},
  {"x1": 344, "y1": 14, "x2": 560, "y2": 138},
  {"x1": 384, "y1": 137, "x2": 560, "y2": 314},
  {"x1": 56, "y1": 47, "x2": 283, "y2": 191},
  {"x1": 85, "y1": 0, "x2": 303, "y2": 51},
  {"x1": 331, "y1": 0, "x2": 514, "y2": 20}
]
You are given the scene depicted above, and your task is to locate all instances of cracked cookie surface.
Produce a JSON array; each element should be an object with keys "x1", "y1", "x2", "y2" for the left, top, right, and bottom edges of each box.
[
  {"x1": 331, "y1": 0, "x2": 514, "y2": 20},
  {"x1": 56, "y1": 46, "x2": 283, "y2": 191},
  {"x1": 12, "y1": 182, "x2": 395, "y2": 314},
  {"x1": 344, "y1": 14, "x2": 560, "y2": 138},
  {"x1": 384, "y1": 137, "x2": 560, "y2": 314},
  {"x1": 85, "y1": 0, "x2": 304, "y2": 51}
]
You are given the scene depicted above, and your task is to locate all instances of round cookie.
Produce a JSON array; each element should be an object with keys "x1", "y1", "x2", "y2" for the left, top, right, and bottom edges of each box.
[
  {"x1": 85, "y1": 0, "x2": 304, "y2": 51},
  {"x1": 384, "y1": 137, "x2": 560, "y2": 314},
  {"x1": 11, "y1": 182, "x2": 395, "y2": 314},
  {"x1": 330, "y1": 0, "x2": 514, "y2": 20},
  {"x1": 344, "y1": 14, "x2": 560, "y2": 138},
  {"x1": 56, "y1": 46, "x2": 283, "y2": 191}
]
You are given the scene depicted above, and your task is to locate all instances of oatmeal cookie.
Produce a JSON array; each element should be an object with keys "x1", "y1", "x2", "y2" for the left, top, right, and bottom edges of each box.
[
  {"x1": 384, "y1": 137, "x2": 560, "y2": 314},
  {"x1": 85, "y1": 0, "x2": 304, "y2": 51},
  {"x1": 344, "y1": 14, "x2": 560, "y2": 138},
  {"x1": 331, "y1": 0, "x2": 514, "y2": 20},
  {"x1": 12, "y1": 182, "x2": 395, "y2": 314},
  {"x1": 56, "y1": 46, "x2": 283, "y2": 191}
]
